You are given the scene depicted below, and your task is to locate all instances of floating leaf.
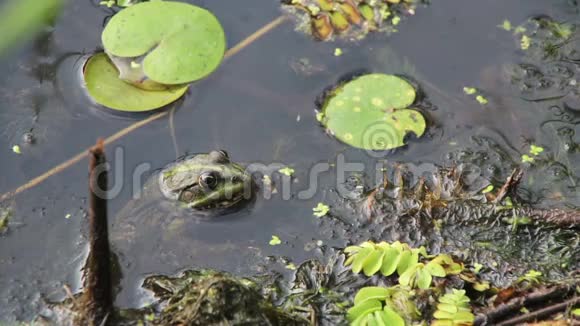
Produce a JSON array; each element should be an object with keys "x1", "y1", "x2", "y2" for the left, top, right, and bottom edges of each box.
[
  {"x1": 349, "y1": 286, "x2": 411, "y2": 325},
  {"x1": 312, "y1": 202, "x2": 330, "y2": 217},
  {"x1": 269, "y1": 235, "x2": 282, "y2": 246},
  {"x1": 520, "y1": 35, "x2": 531, "y2": 50},
  {"x1": 416, "y1": 266, "x2": 432, "y2": 289},
  {"x1": 12, "y1": 145, "x2": 21, "y2": 154},
  {"x1": 363, "y1": 249, "x2": 386, "y2": 276},
  {"x1": 425, "y1": 261, "x2": 447, "y2": 277},
  {"x1": 481, "y1": 185, "x2": 494, "y2": 194},
  {"x1": 498, "y1": 19, "x2": 512, "y2": 31},
  {"x1": 319, "y1": 74, "x2": 425, "y2": 150},
  {"x1": 433, "y1": 290, "x2": 474, "y2": 326},
  {"x1": 529, "y1": 144, "x2": 544, "y2": 156},
  {"x1": 396, "y1": 249, "x2": 418, "y2": 275},
  {"x1": 380, "y1": 307, "x2": 405, "y2": 326},
  {"x1": 278, "y1": 167, "x2": 295, "y2": 176},
  {"x1": 101, "y1": 1, "x2": 226, "y2": 86},
  {"x1": 475, "y1": 95, "x2": 488, "y2": 105},
  {"x1": 521, "y1": 154, "x2": 534, "y2": 163},
  {"x1": 347, "y1": 298, "x2": 382, "y2": 321},
  {"x1": 354, "y1": 287, "x2": 392, "y2": 305},
  {"x1": 352, "y1": 246, "x2": 374, "y2": 274},
  {"x1": 334, "y1": 47, "x2": 343, "y2": 56},
  {"x1": 380, "y1": 246, "x2": 402, "y2": 276},
  {"x1": 463, "y1": 87, "x2": 477, "y2": 95},
  {"x1": 83, "y1": 53, "x2": 189, "y2": 112}
]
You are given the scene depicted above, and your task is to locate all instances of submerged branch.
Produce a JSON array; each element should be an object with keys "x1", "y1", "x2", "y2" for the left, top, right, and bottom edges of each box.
[{"x1": 474, "y1": 284, "x2": 576, "y2": 326}]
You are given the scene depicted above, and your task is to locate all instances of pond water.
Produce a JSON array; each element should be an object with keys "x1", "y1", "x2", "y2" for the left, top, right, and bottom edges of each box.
[{"x1": 0, "y1": 0, "x2": 579, "y2": 322}]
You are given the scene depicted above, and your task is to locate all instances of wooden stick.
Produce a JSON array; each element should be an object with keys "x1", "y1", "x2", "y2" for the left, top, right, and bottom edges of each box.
[{"x1": 82, "y1": 139, "x2": 112, "y2": 325}]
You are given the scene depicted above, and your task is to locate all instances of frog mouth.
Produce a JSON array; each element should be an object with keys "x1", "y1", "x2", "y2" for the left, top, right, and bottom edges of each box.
[
  {"x1": 188, "y1": 191, "x2": 246, "y2": 210},
  {"x1": 183, "y1": 180, "x2": 253, "y2": 211}
]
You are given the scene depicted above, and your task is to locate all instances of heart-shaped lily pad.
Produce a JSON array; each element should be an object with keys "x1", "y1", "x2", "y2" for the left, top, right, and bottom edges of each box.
[
  {"x1": 102, "y1": 1, "x2": 226, "y2": 86},
  {"x1": 83, "y1": 53, "x2": 189, "y2": 112},
  {"x1": 318, "y1": 74, "x2": 426, "y2": 150}
]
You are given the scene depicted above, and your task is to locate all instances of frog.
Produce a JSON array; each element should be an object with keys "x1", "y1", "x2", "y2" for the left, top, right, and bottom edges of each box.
[{"x1": 110, "y1": 150, "x2": 255, "y2": 253}]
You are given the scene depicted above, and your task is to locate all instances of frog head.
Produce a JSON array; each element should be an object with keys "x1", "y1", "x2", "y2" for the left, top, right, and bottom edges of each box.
[{"x1": 159, "y1": 150, "x2": 253, "y2": 211}]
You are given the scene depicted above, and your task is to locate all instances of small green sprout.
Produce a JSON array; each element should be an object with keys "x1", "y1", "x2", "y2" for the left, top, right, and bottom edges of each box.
[
  {"x1": 481, "y1": 185, "x2": 494, "y2": 194},
  {"x1": 498, "y1": 19, "x2": 512, "y2": 31},
  {"x1": 313, "y1": 202, "x2": 330, "y2": 217},
  {"x1": 518, "y1": 270, "x2": 542, "y2": 284},
  {"x1": 12, "y1": 145, "x2": 21, "y2": 154},
  {"x1": 521, "y1": 154, "x2": 534, "y2": 163},
  {"x1": 529, "y1": 144, "x2": 544, "y2": 156},
  {"x1": 269, "y1": 235, "x2": 282, "y2": 246},
  {"x1": 145, "y1": 313, "x2": 155, "y2": 321},
  {"x1": 475, "y1": 95, "x2": 488, "y2": 105},
  {"x1": 463, "y1": 87, "x2": 477, "y2": 95},
  {"x1": 278, "y1": 167, "x2": 295, "y2": 176},
  {"x1": 392, "y1": 16, "x2": 401, "y2": 26},
  {"x1": 520, "y1": 35, "x2": 531, "y2": 50},
  {"x1": 99, "y1": 0, "x2": 115, "y2": 8},
  {"x1": 334, "y1": 48, "x2": 343, "y2": 56},
  {"x1": 513, "y1": 26, "x2": 526, "y2": 34},
  {"x1": 473, "y1": 263, "x2": 483, "y2": 273},
  {"x1": 463, "y1": 87, "x2": 488, "y2": 105},
  {"x1": 285, "y1": 263, "x2": 297, "y2": 270},
  {"x1": 572, "y1": 308, "x2": 580, "y2": 317}
]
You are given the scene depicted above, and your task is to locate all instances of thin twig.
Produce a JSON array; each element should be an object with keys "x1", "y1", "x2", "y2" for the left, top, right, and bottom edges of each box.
[
  {"x1": 0, "y1": 15, "x2": 287, "y2": 202},
  {"x1": 493, "y1": 168, "x2": 523, "y2": 204},
  {"x1": 497, "y1": 296, "x2": 579, "y2": 326},
  {"x1": 474, "y1": 285, "x2": 575, "y2": 326},
  {"x1": 169, "y1": 106, "x2": 179, "y2": 159}
]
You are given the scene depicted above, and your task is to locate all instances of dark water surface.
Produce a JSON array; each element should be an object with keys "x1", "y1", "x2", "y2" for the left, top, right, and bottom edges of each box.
[{"x1": 0, "y1": 0, "x2": 579, "y2": 321}]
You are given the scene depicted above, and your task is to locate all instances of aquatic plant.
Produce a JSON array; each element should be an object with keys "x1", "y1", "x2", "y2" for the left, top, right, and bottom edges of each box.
[
  {"x1": 84, "y1": 1, "x2": 226, "y2": 111},
  {"x1": 317, "y1": 74, "x2": 426, "y2": 151},
  {"x1": 432, "y1": 289, "x2": 475, "y2": 326},
  {"x1": 282, "y1": 0, "x2": 419, "y2": 41},
  {"x1": 347, "y1": 286, "x2": 417, "y2": 326},
  {"x1": 344, "y1": 241, "x2": 463, "y2": 289}
]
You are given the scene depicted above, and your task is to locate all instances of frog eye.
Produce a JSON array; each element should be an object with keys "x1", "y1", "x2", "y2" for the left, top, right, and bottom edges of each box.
[
  {"x1": 218, "y1": 150, "x2": 229, "y2": 159},
  {"x1": 199, "y1": 171, "x2": 219, "y2": 190}
]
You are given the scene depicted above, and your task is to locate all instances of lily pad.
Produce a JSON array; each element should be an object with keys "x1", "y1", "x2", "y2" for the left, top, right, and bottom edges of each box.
[
  {"x1": 318, "y1": 74, "x2": 426, "y2": 150},
  {"x1": 102, "y1": 1, "x2": 226, "y2": 86},
  {"x1": 83, "y1": 53, "x2": 189, "y2": 112}
]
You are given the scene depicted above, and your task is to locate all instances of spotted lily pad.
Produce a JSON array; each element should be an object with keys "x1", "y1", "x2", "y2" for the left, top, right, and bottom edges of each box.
[
  {"x1": 101, "y1": 1, "x2": 226, "y2": 87},
  {"x1": 318, "y1": 74, "x2": 425, "y2": 150},
  {"x1": 83, "y1": 53, "x2": 189, "y2": 112}
]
